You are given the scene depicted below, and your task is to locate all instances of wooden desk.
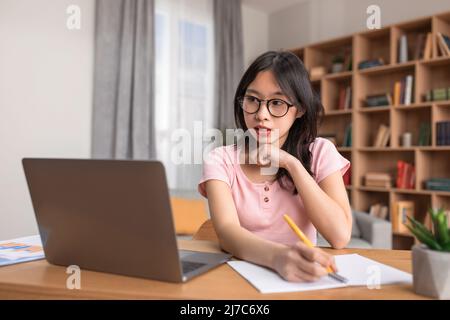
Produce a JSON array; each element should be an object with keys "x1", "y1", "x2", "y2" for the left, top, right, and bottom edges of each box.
[{"x1": 0, "y1": 240, "x2": 425, "y2": 299}]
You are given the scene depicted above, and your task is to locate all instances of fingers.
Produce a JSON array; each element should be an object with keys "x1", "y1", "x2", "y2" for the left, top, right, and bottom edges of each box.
[
  {"x1": 284, "y1": 248, "x2": 328, "y2": 281},
  {"x1": 295, "y1": 241, "x2": 336, "y2": 272}
]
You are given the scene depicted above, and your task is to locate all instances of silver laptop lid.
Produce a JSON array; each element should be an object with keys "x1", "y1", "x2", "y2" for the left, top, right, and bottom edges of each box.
[{"x1": 22, "y1": 158, "x2": 184, "y2": 282}]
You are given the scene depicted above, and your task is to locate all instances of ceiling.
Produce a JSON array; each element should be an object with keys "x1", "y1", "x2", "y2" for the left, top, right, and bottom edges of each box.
[{"x1": 242, "y1": 0, "x2": 310, "y2": 14}]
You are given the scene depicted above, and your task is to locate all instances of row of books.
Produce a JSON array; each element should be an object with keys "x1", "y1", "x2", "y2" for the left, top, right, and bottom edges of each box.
[
  {"x1": 424, "y1": 178, "x2": 450, "y2": 192},
  {"x1": 393, "y1": 75, "x2": 414, "y2": 105},
  {"x1": 436, "y1": 32, "x2": 450, "y2": 57},
  {"x1": 424, "y1": 87, "x2": 450, "y2": 102},
  {"x1": 337, "y1": 85, "x2": 352, "y2": 110},
  {"x1": 365, "y1": 75, "x2": 414, "y2": 107},
  {"x1": 365, "y1": 172, "x2": 392, "y2": 188},
  {"x1": 342, "y1": 124, "x2": 352, "y2": 147},
  {"x1": 373, "y1": 124, "x2": 390, "y2": 147},
  {"x1": 418, "y1": 123, "x2": 431, "y2": 146},
  {"x1": 369, "y1": 203, "x2": 389, "y2": 220},
  {"x1": 396, "y1": 160, "x2": 415, "y2": 189},
  {"x1": 436, "y1": 121, "x2": 450, "y2": 146},
  {"x1": 357, "y1": 58, "x2": 385, "y2": 70},
  {"x1": 397, "y1": 32, "x2": 433, "y2": 63}
]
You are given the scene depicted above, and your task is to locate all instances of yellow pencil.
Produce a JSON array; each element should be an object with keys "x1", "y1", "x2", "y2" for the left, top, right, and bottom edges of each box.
[{"x1": 283, "y1": 214, "x2": 348, "y2": 283}]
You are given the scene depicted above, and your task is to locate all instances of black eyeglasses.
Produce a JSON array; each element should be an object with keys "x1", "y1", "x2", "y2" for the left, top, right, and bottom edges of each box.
[{"x1": 238, "y1": 95, "x2": 295, "y2": 118}]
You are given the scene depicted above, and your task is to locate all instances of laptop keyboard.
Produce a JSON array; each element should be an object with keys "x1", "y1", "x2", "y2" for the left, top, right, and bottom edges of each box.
[{"x1": 181, "y1": 261, "x2": 207, "y2": 274}]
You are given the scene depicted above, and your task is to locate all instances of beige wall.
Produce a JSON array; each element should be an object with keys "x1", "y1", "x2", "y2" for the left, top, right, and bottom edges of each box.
[
  {"x1": 269, "y1": 0, "x2": 450, "y2": 50},
  {"x1": 242, "y1": 4, "x2": 269, "y2": 67},
  {"x1": 0, "y1": 0, "x2": 95, "y2": 239}
]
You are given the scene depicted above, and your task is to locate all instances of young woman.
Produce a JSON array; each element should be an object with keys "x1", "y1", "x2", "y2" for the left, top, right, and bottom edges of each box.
[{"x1": 198, "y1": 51, "x2": 352, "y2": 282}]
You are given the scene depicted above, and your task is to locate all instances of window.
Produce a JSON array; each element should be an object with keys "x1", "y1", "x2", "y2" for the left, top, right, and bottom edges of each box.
[{"x1": 155, "y1": 0, "x2": 214, "y2": 190}]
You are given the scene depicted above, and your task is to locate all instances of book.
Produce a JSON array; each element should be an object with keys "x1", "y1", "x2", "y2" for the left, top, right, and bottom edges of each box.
[
  {"x1": 393, "y1": 201, "x2": 415, "y2": 234},
  {"x1": 423, "y1": 33, "x2": 432, "y2": 60},
  {"x1": 396, "y1": 160, "x2": 415, "y2": 189},
  {"x1": 365, "y1": 172, "x2": 392, "y2": 189},
  {"x1": 365, "y1": 94, "x2": 391, "y2": 107},
  {"x1": 404, "y1": 75, "x2": 414, "y2": 105},
  {"x1": 413, "y1": 33, "x2": 426, "y2": 60},
  {"x1": 379, "y1": 205, "x2": 389, "y2": 220},
  {"x1": 418, "y1": 122, "x2": 431, "y2": 146},
  {"x1": 343, "y1": 166, "x2": 351, "y2": 186},
  {"x1": 370, "y1": 203, "x2": 382, "y2": 218},
  {"x1": 393, "y1": 81, "x2": 402, "y2": 105},
  {"x1": 370, "y1": 203, "x2": 389, "y2": 220},
  {"x1": 342, "y1": 123, "x2": 352, "y2": 147},
  {"x1": 437, "y1": 32, "x2": 450, "y2": 56},
  {"x1": 372, "y1": 124, "x2": 390, "y2": 148},
  {"x1": 398, "y1": 34, "x2": 408, "y2": 63},
  {"x1": 358, "y1": 58, "x2": 385, "y2": 70}
]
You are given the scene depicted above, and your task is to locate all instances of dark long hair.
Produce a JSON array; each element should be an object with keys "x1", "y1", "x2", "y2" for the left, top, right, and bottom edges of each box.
[{"x1": 233, "y1": 51, "x2": 324, "y2": 195}]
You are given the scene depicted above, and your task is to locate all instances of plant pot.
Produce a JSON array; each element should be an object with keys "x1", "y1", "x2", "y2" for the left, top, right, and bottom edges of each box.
[
  {"x1": 331, "y1": 63, "x2": 344, "y2": 73},
  {"x1": 412, "y1": 244, "x2": 450, "y2": 299}
]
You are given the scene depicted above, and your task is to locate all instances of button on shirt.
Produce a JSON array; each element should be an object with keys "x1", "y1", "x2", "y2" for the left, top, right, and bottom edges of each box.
[{"x1": 198, "y1": 137, "x2": 351, "y2": 246}]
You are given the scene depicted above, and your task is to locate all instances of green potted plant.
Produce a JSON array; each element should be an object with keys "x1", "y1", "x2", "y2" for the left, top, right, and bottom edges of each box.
[
  {"x1": 331, "y1": 55, "x2": 345, "y2": 73},
  {"x1": 404, "y1": 207, "x2": 450, "y2": 299}
]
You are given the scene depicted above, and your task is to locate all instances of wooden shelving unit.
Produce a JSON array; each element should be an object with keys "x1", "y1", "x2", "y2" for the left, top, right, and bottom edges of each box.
[{"x1": 289, "y1": 11, "x2": 450, "y2": 250}]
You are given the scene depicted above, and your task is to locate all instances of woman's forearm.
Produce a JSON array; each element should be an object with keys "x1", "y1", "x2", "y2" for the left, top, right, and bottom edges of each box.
[
  {"x1": 285, "y1": 157, "x2": 351, "y2": 248},
  {"x1": 217, "y1": 223, "x2": 285, "y2": 269}
]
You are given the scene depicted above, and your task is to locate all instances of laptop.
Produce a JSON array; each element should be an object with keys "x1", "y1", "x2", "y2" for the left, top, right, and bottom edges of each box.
[{"x1": 22, "y1": 158, "x2": 231, "y2": 282}]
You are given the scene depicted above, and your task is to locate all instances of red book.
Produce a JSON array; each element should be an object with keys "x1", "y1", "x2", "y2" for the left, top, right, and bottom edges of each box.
[
  {"x1": 402, "y1": 163, "x2": 410, "y2": 189},
  {"x1": 343, "y1": 165, "x2": 351, "y2": 186},
  {"x1": 396, "y1": 160, "x2": 405, "y2": 188},
  {"x1": 408, "y1": 165, "x2": 416, "y2": 189}
]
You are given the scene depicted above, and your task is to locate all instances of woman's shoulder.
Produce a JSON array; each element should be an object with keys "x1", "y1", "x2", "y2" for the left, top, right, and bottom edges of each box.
[
  {"x1": 308, "y1": 137, "x2": 335, "y2": 153},
  {"x1": 204, "y1": 144, "x2": 238, "y2": 165}
]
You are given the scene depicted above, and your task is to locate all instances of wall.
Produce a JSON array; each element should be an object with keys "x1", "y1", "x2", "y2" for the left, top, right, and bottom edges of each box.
[
  {"x1": 242, "y1": 4, "x2": 269, "y2": 67},
  {"x1": 0, "y1": 0, "x2": 95, "y2": 239},
  {"x1": 269, "y1": 0, "x2": 450, "y2": 50}
]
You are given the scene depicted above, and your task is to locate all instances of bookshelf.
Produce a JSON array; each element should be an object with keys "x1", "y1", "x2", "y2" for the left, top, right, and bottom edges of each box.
[{"x1": 289, "y1": 11, "x2": 450, "y2": 250}]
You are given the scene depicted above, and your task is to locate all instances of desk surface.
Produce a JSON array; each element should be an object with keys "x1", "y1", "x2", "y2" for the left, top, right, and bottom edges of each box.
[{"x1": 0, "y1": 240, "x2": 424, "y2": 299}]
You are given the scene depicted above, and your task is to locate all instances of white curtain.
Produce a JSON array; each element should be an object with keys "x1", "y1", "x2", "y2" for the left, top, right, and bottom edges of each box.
[{"x1": 154, "y1": 0, "x2": 215, "y2": 190}]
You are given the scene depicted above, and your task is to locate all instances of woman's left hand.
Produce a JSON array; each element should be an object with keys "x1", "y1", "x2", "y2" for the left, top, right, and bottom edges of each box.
[{"x1": 248, "y1": 143, "x2": 295, "y2": 169}]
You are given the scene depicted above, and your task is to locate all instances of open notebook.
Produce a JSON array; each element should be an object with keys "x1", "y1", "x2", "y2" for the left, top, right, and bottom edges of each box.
[{"x1": 227, "y1": 254, "x2": 412, "y2": 294}]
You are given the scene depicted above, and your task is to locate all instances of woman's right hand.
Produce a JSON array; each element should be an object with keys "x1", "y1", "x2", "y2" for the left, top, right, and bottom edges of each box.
[{"x1": 272, "y1": 241, "x2": 338, "y2": 282}]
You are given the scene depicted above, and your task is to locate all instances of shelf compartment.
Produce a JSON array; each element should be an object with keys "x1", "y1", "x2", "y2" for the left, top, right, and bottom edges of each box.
[
  {"x1": 356, "y1": 150, "x2": 415, "y2": 189},
  {"x1": 356, "y1": 64, "x2": 416, "y2": 110},
  {"x1": 432, "y1": 194, "x2": 450, "y2": 212},
  {"x1": 390, "y1": 192, "x2": 432, "y2": 247},
  {"x1": 322, "y1": 75, "x2": 352, "y2": 113},
  {"x1": 392, "y1": 18, "x2": 432, "y2": 64},
  {"x1": 432, "y1": 103, "x2": 450, "y2": 146},
  {"x1": 357, "y1": 110, "x2": 390, "y2": 147},
  {"x1": 304, "y1": 36, "x2": 353, "y2": 78},
  {"x1": 416, "y1": 58, "x2": 450, "y2": 103},
  {"x1": 416, "y1": 149, "x2": 450, "y2": 193},
  {"x1": 318, "y1": 113, "x2": 352, "y2": 147},
  {"x1": 391, "y1": 104, "x2": 431, "y2": 148},
  {"x1": 432, "y1": 12, "x2": 450, "y2": 58},
  {"x1": 355, "y1": 28, "x2": 391, "y2": 70},
  {"x1": 353, "y1": 189, "x2": 389, "y2": 215}
]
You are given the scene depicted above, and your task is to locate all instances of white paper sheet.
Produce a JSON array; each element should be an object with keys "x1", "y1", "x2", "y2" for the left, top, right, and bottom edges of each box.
[{"x1": 227, "y1": 254, "x2": 412, "y2": 294}]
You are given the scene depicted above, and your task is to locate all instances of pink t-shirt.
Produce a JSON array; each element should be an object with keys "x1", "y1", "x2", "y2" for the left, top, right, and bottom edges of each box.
[{"x1": 197, "y1": 137, "x2": 350, "y2": 246}]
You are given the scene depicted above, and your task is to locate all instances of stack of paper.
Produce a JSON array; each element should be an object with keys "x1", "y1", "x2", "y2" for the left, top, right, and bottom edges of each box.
[
  {"x1": 228, "y1": 254, "x2": 412, "y2": 294},
  {"x1": 0, "y1": 235, "x2": 45, "y2": 267}
]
